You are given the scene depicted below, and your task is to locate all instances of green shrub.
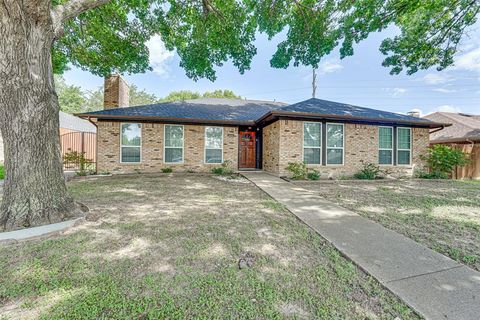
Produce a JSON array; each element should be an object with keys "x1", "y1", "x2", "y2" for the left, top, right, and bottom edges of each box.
[
  {"x1": 0, "y1": 165, "x2": 5, "y2": 179},
  {"x1": 63, "y1": 150, "x2": 93, "y2": 172},
  {"x1": 416, "y1": 171, "x2": 448, "y2": 179},
  {"x1": 353, "y1": 162, "x2": 386, "y2": 180},
  {"x1": 286, "y1": 162, "x2": 308, "y2": 180},
  {"x1": 75, "y1": 170, "x2": 88, "y2": 176},
  {"x1": 421, "y1": 145, "x2": 469, "y2": 179},
  {"x1": 162, "y1": 168, "x2": 173, "y2": 173},
  {"x1": 211, "y1": 160, "x2": 234, "y2": 176},
  {"x1": 307, "y1": 169, "x2": 320, "y2": 180}
]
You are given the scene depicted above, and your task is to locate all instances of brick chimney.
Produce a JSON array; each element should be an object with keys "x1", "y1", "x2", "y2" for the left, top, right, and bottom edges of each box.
[{"x1": 104, "y1": 74, "x2": 129, "y2": 109}]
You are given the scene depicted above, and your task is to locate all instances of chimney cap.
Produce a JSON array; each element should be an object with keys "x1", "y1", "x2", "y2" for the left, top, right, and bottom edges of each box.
[{"x1": 407, "y1": 109, "x2": 421, "y2": 117}]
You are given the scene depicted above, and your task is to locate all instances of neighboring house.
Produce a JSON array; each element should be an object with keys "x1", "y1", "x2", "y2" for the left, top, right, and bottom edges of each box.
[
  {"x1": 78, "y1": 75, "x2": 448, "y2": 178},
  {"x1": 0, "y1": 111, "x2": 96, "y2": 164},
  {"x1": 424, "y1": 112, "x2": 480, "y2": 179},
  {"x1": 59, "y1": 111, "x2": 97, "y2": 135}
]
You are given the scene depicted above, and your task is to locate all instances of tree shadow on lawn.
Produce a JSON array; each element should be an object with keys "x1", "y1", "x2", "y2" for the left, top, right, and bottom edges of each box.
[
  {"x1": 0, "y1": 174, "x2": 419, "y2": 319},
  {"x1": 297, "y1": 180, "x2": 480, "y2": 271}
]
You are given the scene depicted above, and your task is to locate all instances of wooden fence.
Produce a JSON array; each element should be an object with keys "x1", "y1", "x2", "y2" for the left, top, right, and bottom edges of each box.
[
  {"x1": 451, "y1": 143, "x2": 480, "y2": 179},
  {"x1": 60, "y1": 132, "x2": 96, "y2": 171}
]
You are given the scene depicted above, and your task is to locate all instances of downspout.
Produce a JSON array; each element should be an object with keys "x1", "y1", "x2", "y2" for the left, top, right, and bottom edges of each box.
[{"x1": 430, "y1": 125, "x2": 445, "y2": 134}]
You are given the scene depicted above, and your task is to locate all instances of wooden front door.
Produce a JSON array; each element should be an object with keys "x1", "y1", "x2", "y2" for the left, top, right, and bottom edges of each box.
[{"x1": 239, "y1": 131, "x2": 256, "y2": 168}]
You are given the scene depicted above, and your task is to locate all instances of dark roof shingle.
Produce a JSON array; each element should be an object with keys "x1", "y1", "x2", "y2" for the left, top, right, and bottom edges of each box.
[
  {"x1": 424, "y1": 112, "x2": 480, "y2": 142},
  {"x1": 78, "y1": 98, "x2": 285, "y2": 123},
  {"x1": 274, "y1": 98, "x2": 434, "y2": 124},
  {"x1": 78, "y1": 97, "x2": 445, "y2": 128}
]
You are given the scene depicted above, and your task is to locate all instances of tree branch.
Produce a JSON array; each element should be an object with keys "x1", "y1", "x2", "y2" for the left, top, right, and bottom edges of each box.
[{"x1": 51, "y1": 0, "x2": 111, "y2": 38}]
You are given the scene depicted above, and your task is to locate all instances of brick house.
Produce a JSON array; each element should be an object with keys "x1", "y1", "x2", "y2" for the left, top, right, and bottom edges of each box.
[{"x1": 77, "y1": 75, "x2": 448, "y2": 178}]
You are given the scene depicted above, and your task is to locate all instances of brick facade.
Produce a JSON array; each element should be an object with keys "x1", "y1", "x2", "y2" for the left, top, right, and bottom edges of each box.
[
  {"x1": 262, "y1": 120, "x2": 429, "y2": 178},
  {"x1": 97, "y1": 121, "x2": 238, "y2": 173}
]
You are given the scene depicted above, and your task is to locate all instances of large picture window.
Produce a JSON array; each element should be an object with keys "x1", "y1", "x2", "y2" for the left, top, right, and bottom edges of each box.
[
  {"x1": 121, "y1": 123, "x2": 141, "y2": 163},
  {"x1": 397, "y1": 127, "x2": 411, "y2": 165},
  {"x1": 205, "y1": 127, "x2": 223, "y2": 163},
  {"x1": 303, "y1": 122, "x2": 321, "y2": 164},
  {"x1": 378, "y1": 127, "x2": 393, "y2": 165},
  {"x1": 326, "y1": 123, "x2": 344, "y2": 165},
  {"x1": 164, "y1": 125, "x2": 184, "y2": 163}
]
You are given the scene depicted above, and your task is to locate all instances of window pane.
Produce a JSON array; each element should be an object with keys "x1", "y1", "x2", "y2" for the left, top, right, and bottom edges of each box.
[
  {"x1": 327, "y1": 124, "x2": 343, "y2": 148},
  {"x1": 327, "y1": 149, "x2": 343, "y2": 165},
  {"x1": 398, "y1": 150, "x2": 411, "y2": 165},
  {"x1": 165, "y1": 148, "x2": 183, "y2": 163},
  {"x1": 397, "y1": 128, "x2": 411, "y2": 150},
  {"x1": 379, "y1": 150, "x2": 392, "y2": 165},
  {"x1": 304, "y1": 123, "x2": 321, "y2": 147},
  {"x1": 206, "y1": 149, "x2": 222, "y2": 163},
  {"x1": 206, "y1": 127, "x2": 223, "y2": 149},
  {"x1": 165, "y1": 125, "x2": 183, "y2": 148},
  {"x1": 121, "y1": 123, "x2": 141, "y2": 146},
  {"x1": 121, "y1": 147, "x2": 140, "y2": 162},
  {"x1": 304, "y1": 148, "x2": 321, "y2": 164},
  {"x1": 379, "y1": 127, "x2": 393, "y2": 149}
]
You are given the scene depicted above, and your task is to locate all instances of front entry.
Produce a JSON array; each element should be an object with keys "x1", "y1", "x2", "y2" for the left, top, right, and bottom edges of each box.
[{"x1": 239, "y1": 131, "x2": 256, "y2": 169}]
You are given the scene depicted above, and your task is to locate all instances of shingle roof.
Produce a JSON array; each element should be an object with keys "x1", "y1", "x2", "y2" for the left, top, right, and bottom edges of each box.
[
  {"x1": 60, "y1": 111, "x2": 96, "y2": 133},
  {"x1": 424, "y1": 112, "x2": 480, "y2": 143},
  {"x1": 273, "y1": 98, "x2": 435, "y2": 125},
  {"x1": 78, "y1": 98, "x2": 286, "y2": 124},
  {"x1": 77, "y1": 97, "x2": 446, "y2": 128}
]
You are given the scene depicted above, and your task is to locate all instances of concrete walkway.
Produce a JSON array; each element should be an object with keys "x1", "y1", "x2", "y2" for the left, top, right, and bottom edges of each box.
[
  {"x1": 0, "y1": 218, "x2": 82, "y2": 241},
  {"x1": 243, "y1": 172, "x2": 480, "y2": 320}
]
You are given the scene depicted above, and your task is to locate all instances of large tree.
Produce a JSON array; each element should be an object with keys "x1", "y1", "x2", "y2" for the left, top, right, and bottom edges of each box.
[{"x1": 0, "y1": 0, "x2": 478, "y2": 230}]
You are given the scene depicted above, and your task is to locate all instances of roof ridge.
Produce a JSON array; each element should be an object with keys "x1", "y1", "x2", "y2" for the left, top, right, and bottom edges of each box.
[{"x1": 439, "y1": 112, "x2": 479, "y2": 130}]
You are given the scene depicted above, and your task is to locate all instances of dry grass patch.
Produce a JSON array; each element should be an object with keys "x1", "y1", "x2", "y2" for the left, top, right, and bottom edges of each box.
[
  {"x1": 0, "y1": 173, "x2": 418, "y2": 319},
  {"x1": 294, "y1": 179, "x2": 480, "y2": 271}
]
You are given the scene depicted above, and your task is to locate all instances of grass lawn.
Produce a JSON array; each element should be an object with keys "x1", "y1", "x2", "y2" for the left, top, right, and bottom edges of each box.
[
  {"x1": 0, "y1": 165, "x2": 4, "y2": 180},
  {"x1": 294, "y1": 179, "x2": 480, "y2": 271},
  {"x1": 0, "y1": 174, "x2": 418, "y2": 319}
]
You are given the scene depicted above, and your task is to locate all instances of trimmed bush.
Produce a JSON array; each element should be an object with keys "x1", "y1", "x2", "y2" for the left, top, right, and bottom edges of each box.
[
  {"x1": 307, "y1": 169, "x2": 320, "y2": 180},
  {"x1": 211, "y1": 160, "x2": 234, "y2": 176},
  {"x1": 286, "y1": 162, "x2": 308, "y2": 180},
  {"x1": 354, "y1": 162, "x2": 387, "y2": 180}
]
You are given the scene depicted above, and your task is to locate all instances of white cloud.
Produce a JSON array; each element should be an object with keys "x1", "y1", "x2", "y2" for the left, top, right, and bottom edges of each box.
[
  {"x1": 392, "y1": 87, "x2": 407, "y2": 96},
  {"x1": 423, "y1": 73, "x2": 452, "y2": 85},
  {"x1": 432, "y1": 88, "x2": 457, "y2": 93},
  {"x1": 454, "y1": 47, "x2": 480, "y2": 73},
  {"x1": 317, "y1": 60, "x2": 343, "y2": 75},
  {"x1": 382, "y1": 87, "x2": 407, "y2": 97},
  {"x1": 146, "y1": 35, "x2": 175, "y2": 76},
  {"x1": 435, "y1": 105, "x2": 462, "y2": 113}
]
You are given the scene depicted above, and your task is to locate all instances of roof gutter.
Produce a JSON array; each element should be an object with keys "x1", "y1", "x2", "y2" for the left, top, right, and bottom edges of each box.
[
  {"x1": 75, "y1": 113, "x2": 255, "y2": 126},
  {"x1": 256, "y1": 110, "x2": 450, "y2": 129}
]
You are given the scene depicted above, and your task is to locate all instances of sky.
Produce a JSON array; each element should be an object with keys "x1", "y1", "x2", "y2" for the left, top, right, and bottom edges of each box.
[{"x1": 64, "y1": 23, "x2": 480, "y2": 116}]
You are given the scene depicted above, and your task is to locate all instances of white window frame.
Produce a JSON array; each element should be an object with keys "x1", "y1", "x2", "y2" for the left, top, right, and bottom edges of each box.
[
  {"x1": 164, "y1": 124, "x2": 184, "y2": 164},
  {"x1": 120, "y1": 123, "x2": 142, "y2": 164},
  {"x1": 326, "y1": 122, "x2": 344, "y2": 166},
  {"x1": 378, "y1": 126, "x2": 393, "y2": 166},
  {"x1": 204, "y1": 126, "x2": 224, "y2": 164},
  {"x1": 396, "y1": 127, "x2": 412, "y2": 166},
  {"x1": 303, "y1": 122, "x2": 322, "y2": 165}
]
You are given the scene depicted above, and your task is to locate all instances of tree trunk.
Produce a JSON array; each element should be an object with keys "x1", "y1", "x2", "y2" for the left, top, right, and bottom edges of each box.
[{"x1": 0, "y1": 1, "x2": 77, "y2": 230}]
